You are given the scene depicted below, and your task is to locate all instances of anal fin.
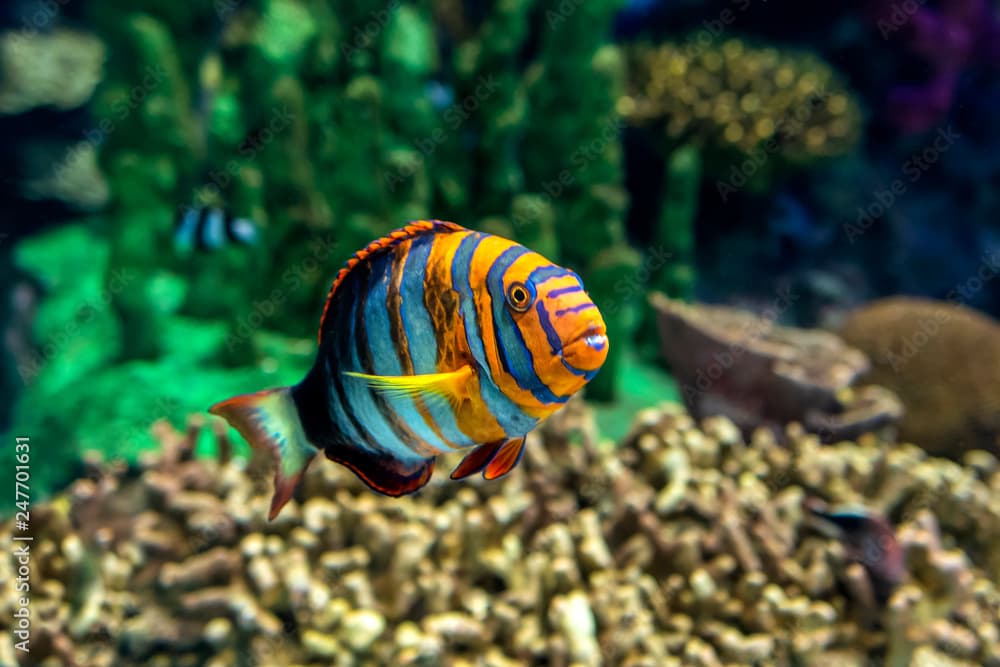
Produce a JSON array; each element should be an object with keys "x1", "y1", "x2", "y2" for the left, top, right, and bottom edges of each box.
[{"x1": 325, "y1": 444, "x2": 434, "y2": 497}]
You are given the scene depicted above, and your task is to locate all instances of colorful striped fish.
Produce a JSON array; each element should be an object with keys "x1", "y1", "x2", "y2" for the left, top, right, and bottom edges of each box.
[{"x1": 209, "y1": 220, "x2": 608, "y2": 519}]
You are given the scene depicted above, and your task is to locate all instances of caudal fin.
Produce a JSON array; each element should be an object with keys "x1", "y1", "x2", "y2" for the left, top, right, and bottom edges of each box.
[{"x1": 209, "y1": 387, "x2": 317, "y2": 520}]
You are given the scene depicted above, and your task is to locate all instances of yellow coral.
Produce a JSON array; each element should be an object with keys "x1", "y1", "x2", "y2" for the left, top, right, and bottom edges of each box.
[{"x1": 622, "y1": 38, "x2": 862, "y2": 160}]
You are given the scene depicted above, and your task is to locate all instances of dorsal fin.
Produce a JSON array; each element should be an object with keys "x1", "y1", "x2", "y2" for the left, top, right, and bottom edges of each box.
[{"x1": 318, "y1": 220, "x2": 467, "y2": 344}]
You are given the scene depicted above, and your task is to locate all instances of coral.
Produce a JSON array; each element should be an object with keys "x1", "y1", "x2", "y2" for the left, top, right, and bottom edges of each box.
[
  {"x1": 3, "y1": 400, "x2": 1000, "y2": 665},
  {"x1": 650, "y1": 293, "x2": 903, "y2": 442},
  {"x1": 0, "y1": 26, "x2": 110, "y2": 213},
  {"x1": 622, "y1": 38, "x2": 862, "y2": 163},
  {"x1": 0, "y1": 29, "x2": 105, "y2": 114},
  {"x1": 20, "y1": 142, "x2": 110, "y2": 212},
  {"x1": 839, "y1": 297, "x2": 1000, "y2": 457}
]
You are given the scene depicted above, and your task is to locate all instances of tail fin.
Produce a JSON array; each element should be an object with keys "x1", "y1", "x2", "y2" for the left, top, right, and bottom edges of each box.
[{"x1": 208, "y1": 387, "x2": 317, "y2": 520}]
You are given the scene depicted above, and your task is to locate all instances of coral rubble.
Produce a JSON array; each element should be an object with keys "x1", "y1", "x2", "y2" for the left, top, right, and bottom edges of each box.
[
  {"x1": 3, "y1": 400, "x2": 999, "y2": 666},
  {"x1": 840, "y1": 297, "x2": 1000, "y2": 458}
]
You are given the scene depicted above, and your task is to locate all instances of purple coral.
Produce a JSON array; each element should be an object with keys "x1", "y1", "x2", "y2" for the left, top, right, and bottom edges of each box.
[{"x1": 870, "y1": 0, "x2": 1000, "y2": 133}]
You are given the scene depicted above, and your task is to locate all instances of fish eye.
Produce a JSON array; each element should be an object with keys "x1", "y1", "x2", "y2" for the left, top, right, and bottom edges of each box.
[{"x1": 506, "y1": 282, "x2": 532, "y2": 312}]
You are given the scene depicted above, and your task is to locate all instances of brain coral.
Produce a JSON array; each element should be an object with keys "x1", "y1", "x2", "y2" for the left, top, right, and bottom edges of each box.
[
  {"x1": 621, "y1": 38, "x2": 862, "y2": 162},
  {"x1": 839, "y1": 297, "x2": 1000, "y2": 457}
]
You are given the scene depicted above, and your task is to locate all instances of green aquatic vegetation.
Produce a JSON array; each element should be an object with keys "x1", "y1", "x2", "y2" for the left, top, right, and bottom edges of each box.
[
  {"x1": 7, "y1": 224, "x2": 315, "y2": 496},
  {"x1": 81, "y1": 0, "x2": 649, "y2": 400},
  {"x1": 10, "y1": 0, "x2": 684, "y2": 491}
]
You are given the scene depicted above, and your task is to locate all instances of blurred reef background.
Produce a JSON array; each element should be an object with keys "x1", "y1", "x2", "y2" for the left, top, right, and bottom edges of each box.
[{"x1": 1, "y1": 0, "x2": 999, "y2": 664}]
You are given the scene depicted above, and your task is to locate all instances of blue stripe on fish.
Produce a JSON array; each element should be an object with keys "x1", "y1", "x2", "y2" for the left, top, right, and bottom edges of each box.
[
  {"x1": 323, "y1": 285, "x2": 380, "y2": 455},
  {"x1": 323, "y1": 352, "x2": 367, "y2": 449},
  {"x1": 452, "y1": 234, "x2": 535, "y2": 437},
  {"x1": 363, "y1": 251, "x2": 451, "y2": 453},
  {"x1": 401, "y1": 235, "x2": 474, "y2": 449},
  {"x1": 560, "y1": 357, "x2": 599, "y2": 380},
  {"x1": 528, "y1": 264, "x2": 579, "y2": 288},
  {"x1": 487, "y1": 247, "x2": 569, "y2": 406},
  {"x1": 554, "y1": 303, "x2": 597, "y2": 318},
  {"x1": 452, "y1": 233, "x2": 492, "y2": 372},
  {"x1": 344, "y1": 263, "x2": 426, "y2": 465},
  {"x1": 547, "y1": 285, "x2": 582, "y2": 298},
  {"x1": 535, "y1": 300, "x2": 563, "y2": 355},
  {"x1": 537, "y1": 295, "x2": 599, "y2": 380}
]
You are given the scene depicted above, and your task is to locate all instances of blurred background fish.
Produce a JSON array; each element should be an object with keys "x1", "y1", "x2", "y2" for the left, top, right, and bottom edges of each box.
[{"x1": 173, "y1": 206, "x2": 259, "y2": 254}]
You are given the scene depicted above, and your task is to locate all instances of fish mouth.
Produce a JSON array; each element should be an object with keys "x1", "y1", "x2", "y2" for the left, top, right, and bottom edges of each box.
[
  {"x1": 567, "y1": 325, "x2": 607, "y2": 352},
  {"x1": 580, "y1": 332, "x2": 607, "y2": 352},
  {"x1": 559, "y1": 325, "x2": 608, "y2": 374}
]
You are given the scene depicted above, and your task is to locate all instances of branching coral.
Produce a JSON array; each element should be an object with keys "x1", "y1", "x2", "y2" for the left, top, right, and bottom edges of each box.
[
  {"x1": 622, "y1": 37, "x2": 863, "y2": 162},
  {"x1": 2, "y1": 400, "x2": 999, "y2": 665}
]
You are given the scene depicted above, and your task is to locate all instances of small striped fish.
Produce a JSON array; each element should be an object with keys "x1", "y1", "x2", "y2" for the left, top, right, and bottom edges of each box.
[
  {"x1": 174, "y1": 206, "x2": 258, "y2": 252},
  {"x1": 210, "y1": 220, "x2": 608, "y2": 519}
]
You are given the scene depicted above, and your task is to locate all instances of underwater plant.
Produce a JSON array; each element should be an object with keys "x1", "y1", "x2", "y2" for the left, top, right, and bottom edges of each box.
[{"x1": 80, "y1": 0, "x2": 641, "y2": 395}]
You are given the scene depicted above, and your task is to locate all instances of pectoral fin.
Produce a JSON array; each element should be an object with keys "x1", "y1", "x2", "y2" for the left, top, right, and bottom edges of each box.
[
  {"x1": 450, "y1": 436, "x2": 527, "y2": 481},
  {"x1": 483, "y1": 437, "x2": 526, "y2": 480},
  {"x1": 344, "y1": 366, "x2": 472, "y2": 408},
  {"x1": 450, "y1": 439, "x2": 505, "y2": 480}
]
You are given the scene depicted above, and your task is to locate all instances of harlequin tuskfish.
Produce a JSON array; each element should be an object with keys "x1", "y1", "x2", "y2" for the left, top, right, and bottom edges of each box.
[{"x1": 210, "y1": 220, "x2": 608, "y2": 519}]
